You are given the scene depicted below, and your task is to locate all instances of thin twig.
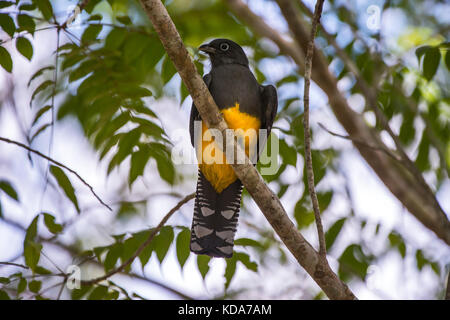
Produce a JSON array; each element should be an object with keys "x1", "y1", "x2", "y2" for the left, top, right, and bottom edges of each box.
[
  {"x1": 317, "y1": 122, "x2": 402, "y2": 162},
  {"x1": 0, "y1": 262, "x2": 29, "y2": 269},
  {"x1": 56, "y1": 279, "x2": 67, "y2": 300},
  {"x1": 0, "y1": 217, "x2": 195, "y2": 300},
  {"x1": 0, "y1": 136, "x2": 112, "y2": 211},
  {"x1": 80, "y1": 192, "x2": 195, "y2": 286},
  {"x1": 302, "y1": 0, "x2": 326, "y2": 258}
]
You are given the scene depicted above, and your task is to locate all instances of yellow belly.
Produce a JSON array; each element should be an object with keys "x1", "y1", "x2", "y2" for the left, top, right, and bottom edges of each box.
[{"x1": 198, "y1": 103, "x2": 260, "y2": 193}]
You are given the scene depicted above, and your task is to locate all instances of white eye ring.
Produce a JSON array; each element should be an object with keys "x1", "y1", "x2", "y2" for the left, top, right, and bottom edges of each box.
[{"x1": 220, "y1": 43, "x2": 230, "y2": 51}]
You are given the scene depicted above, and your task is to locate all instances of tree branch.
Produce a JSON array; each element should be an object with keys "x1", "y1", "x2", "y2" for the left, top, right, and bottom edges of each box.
[
  {"x1": 0, "y1": 136, "x2": 112, "y2": 211},
  {"x1": 0, "y1": 215, "x2": 196, "y2": 300},
  {"x1": 0, "y1": 262, "x2": 29, "y2": 269},
  {"x1": 303, "y1": 0, "x2": 327, "y2": 257},
  {"x1": 226, "y1": 0, "x2": 450, "y2": 246},
  {"x1": 138, "y1": 0, "x2": 356, "y2": 300},
  {"x1": 318, "y1": 123, "x2": 402, "y2": 162}
]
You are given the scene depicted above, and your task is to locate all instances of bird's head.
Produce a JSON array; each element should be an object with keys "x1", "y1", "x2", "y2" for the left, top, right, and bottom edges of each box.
[{"x1": 199, "y1": 39, "x2": 249, "y2": 68}]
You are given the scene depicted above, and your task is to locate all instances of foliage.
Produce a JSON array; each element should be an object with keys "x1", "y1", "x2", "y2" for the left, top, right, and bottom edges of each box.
[{"x1": 0, "y1": 0, "x2": 448, "y2": 300}]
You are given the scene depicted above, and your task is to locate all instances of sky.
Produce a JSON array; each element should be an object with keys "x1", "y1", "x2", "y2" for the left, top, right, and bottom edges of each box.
[{"x1": 0, "y1": 0, "x2": 449, "y2": 299}]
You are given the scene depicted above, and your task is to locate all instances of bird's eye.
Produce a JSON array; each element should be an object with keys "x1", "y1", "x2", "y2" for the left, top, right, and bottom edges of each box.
[{"x1": 220, "y1": 43, "x2": 230, "y2": 51}]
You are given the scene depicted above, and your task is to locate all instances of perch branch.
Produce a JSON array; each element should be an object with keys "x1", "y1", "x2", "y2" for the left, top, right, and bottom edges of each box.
[{"x1": 138, "y1": 0, "x2": 356, "y2": 300}]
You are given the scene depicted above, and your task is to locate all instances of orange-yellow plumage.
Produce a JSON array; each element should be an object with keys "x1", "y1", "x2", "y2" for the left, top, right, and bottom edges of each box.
[{"x1": 198, "y1": 103, "x2": 260, "y2": 193}]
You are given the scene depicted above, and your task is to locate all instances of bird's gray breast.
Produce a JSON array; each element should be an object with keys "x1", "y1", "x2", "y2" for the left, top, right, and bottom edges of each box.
[{"x1": 209, "y1": 65, "x2": 262, "y2": 118}]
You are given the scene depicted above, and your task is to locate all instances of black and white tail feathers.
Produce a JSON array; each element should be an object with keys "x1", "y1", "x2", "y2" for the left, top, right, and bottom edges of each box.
[{"x1": 190, "y1": 170, "x2": 243, "y2": 258}]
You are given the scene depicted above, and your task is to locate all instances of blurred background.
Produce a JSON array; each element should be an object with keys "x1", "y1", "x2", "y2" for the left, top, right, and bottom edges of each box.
[{"x1": 0, "y1": 0, "x2": 449, "y2": 299}]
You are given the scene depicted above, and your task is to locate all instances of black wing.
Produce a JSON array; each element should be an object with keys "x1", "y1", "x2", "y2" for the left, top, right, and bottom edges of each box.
[
  {"x1": 189, "y1": 74, "x2": 212, "y2": 147},
  {"x1": 257, "y1": 84, "x2": 278, "y2": 160},
  {"x1": 260, "y1": 84, "x2": 278, "y2": 136}
]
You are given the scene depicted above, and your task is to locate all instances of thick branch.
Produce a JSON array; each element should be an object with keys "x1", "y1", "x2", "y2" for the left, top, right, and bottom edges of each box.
[
  {"x1": 226, "y1": 0, "x2": 450, "y2": 246},
  {"x1": 138, "y1": 0, "x2": 356, "y2": 300},
  {"x1": 303, "y1": 0, "x2": 327, "y2": 257}
]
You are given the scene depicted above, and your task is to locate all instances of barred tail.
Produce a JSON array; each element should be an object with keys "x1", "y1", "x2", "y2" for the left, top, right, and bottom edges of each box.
[{"x1": 190, "y1": 170, "x2": 243, "y2": 258}]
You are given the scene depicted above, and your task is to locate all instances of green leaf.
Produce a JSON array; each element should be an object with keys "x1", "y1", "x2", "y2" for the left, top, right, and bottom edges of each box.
[
  {"x1": 123, "y1": 33, "x2": 147, "y2": 64},
  {"x1": 445, "y1": 51, "x2": 450, "y2": 71},
  {"x1": 16, "y1": 37, "x2": 33, "y2": 60},
  {"x1": 23, "y1": 215, "x2": 42, "y2": 271},
  {"x1": 317, "y1": 191, "x2": 333, "y2": 212},
  {"x1": 116, "y1": 15, "x2": 132, "y2": 25},
  {"x1": 415, "y1": 45, "x2": 431, "y2": 64},
  {"x1": 0, "y1": 290, "x2": 10, "y2": 300},
  {"x1": 104, "y1": 243, "x2": 123, "y2": 272},
  {"x1": 422, "y1": 47, "x2": 441, "y2": 81},
  {"x1": 129, "y1": 148, "x2": 151, "y2": 186},
  {"x1": 121, "y1": 231, "x2": 149, "y2": 270},
  {"x1": 176, "y1": 228, "x2": 191, "y2": 269},
  {"x1": 279, "y1": 139, "x2": 297, "y2": 166},
  {"x1": 33, "y1": 0, "x2": 53, "y2": 21},
  {"x1": 0, "y1": 277, "x2": 10, "y2": 284},
  {"x1": 85, "y1": 0, "x2": 102, "y2": 13},
  {"x1": 0, "y1": 46, "x2": 13, "y2": 73},
  {"x1": 235, "y1": 252, "x2": 258, "y2": 272},
  {"x1": 42, "y1": 212, "x2": 63, "y2": 234},
  {"x1": 88, "y1": 14, "x2": 102, "y2": 21},
  {"x1": 136, "y1": 230, "x2": 154, "y2": 268},
  {"x1": 49, "y1": 165, "x2": 80, "y2": 213},
  {"x1": 338, "y1": 244, "x2": 372, "y2": 281},
  {"x1": 294, "y1": 198, "x2": 314, "y2": 229},
  {"x1": 30, "y1": 80, "x2": 54, "y2": 104},
  {"x1": 17, "y1": 277, "x2": 27, "y2": 294},
  {"x1": 0, "y1": 1, "x2": 14, "y2": 9},
  {"x1": 154, "y1": 226, "x2": 174, "y2": 263},
  {"x1": 107, "y1": 128, "x2": 141, "y2": 174},
  {"x1": 30, "y1": 123, "x2": 51, "y2": 142},
  {"x1": 105, "y1": 28, "x2": 127, "y2": 50},
  {"x1": 162, "y1": 55, "x2": 177, "y2": 84},
  {"x1": 415, "y1": 132, "x2": 430, "y2": 171},
  {"x1": 398, "y1": 111, "x2": 415, "y2": 145},
  {"x1": 0, "y1": 13, "x2": 15, "y2": 37},
  {"x1": 88, "y1": 285, "x2": 108, "y2": 300},
  {"x1": 0, "y1": 180, "x2": 19, "y2": 201},
  {"x1": 197, "y1": 255, "x2": 211, "y2": 280},
  {"x1": 28, "y1": 66, "x2": 54, "y2": 87},
  {"x1": 234, "y1": 238, "x2": 262, "y2": 248},
  {"x1": 32, "y1": 105, "x2": 52, "y2": 126},
  {"x1": 71, "y1": 285, "x2": 92, "y2": 300},
  {"x1": 81, "y1": 24, "x2": 102, "y2": 43},
  {"x1": 19, "y1": 3, "x2": 37, "y2": 11},
  {"x1": 35, "y1": 266, "x2": 52, "y2": 275},
  {"x1": 224, "y1": 255, "x2": 237, "y2": 289},
  {"x1": 415, "y1": 249, "x2": 426, "y2": 271},
  {"x1": 17, "y1": 14, "x2": 36, "y2": 34},
  {"x1": 28, "y1": 280, "x2": 42, "y2": 293},
  {"x1": 388, "y1": 232, "x2": 406, "y2": 258},
  {"x1": 325, "y1": 218, "x2": 346, "y2": 251}
]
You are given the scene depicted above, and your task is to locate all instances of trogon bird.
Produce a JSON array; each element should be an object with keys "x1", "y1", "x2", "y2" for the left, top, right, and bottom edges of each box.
[{"x1": 189, "y1": 39, "x2": 278, "y2": 258}]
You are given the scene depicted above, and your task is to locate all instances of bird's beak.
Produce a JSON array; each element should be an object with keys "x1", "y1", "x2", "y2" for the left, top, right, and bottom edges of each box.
[{"x1": 199, "y1": 44, "x2": 216, "y2": 54}]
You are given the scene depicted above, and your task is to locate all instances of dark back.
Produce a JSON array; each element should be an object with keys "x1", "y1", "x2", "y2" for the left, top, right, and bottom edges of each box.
[{"x1": 209, "y1": 64, "x2": 262, "y2": 119}]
